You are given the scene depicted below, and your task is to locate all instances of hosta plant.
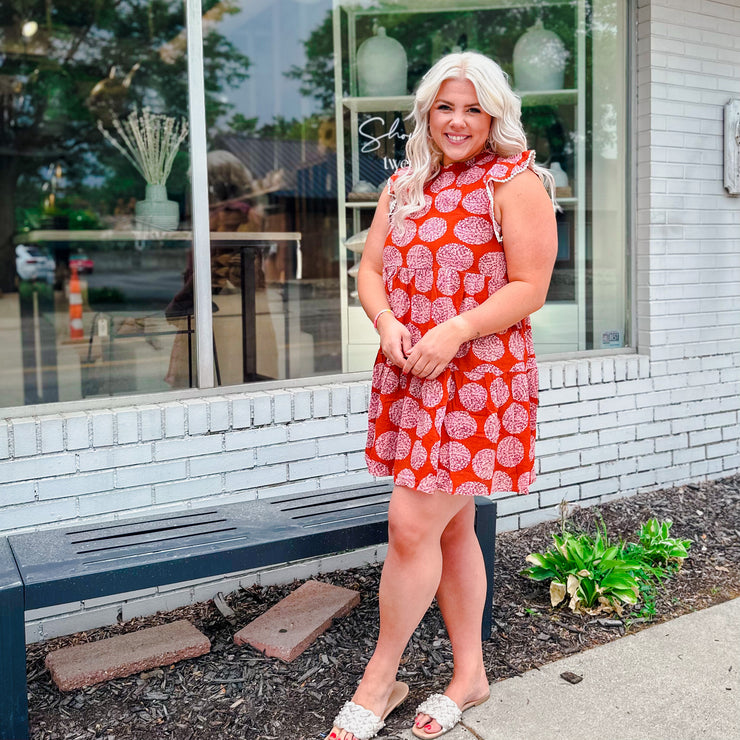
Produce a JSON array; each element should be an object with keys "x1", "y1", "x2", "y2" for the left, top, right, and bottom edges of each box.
[
  {"x1": 521, "y1": 517, "x2": 689, "y2": 616},
  {"x1": 628, "y1": 518, "x2": 692, "y2": 567}
]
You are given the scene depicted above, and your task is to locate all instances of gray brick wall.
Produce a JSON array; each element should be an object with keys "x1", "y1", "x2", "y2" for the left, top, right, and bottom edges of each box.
[{"x1": 2, "y1": 0, "x2": 740, "y2": 641}]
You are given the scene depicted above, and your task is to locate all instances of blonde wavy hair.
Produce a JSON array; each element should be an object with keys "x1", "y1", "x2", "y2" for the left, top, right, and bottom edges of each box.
[{"x1": 390, "y1": 51, "x2": 556, "y2": 229}]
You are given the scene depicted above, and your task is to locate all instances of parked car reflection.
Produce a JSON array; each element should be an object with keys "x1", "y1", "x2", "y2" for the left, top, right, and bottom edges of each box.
[
  {"x1": 70, "y1": 252, "x2": 94, "y2": 274},
  {"x1": 15, "y1": 245, "x2": 55, "y2": 283}
]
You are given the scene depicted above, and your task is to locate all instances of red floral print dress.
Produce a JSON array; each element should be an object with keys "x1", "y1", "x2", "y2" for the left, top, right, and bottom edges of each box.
[{"x1": 365, "y1": 149, "x2": 540, "y2": 496}]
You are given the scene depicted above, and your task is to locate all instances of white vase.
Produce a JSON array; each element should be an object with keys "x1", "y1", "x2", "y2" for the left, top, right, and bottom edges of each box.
[
  {"x1": 135, "y1": 184, "x2": 179, "y2": 231},
  {"x1": 513, "y1": 19, "x2": 568, "y2": 92},
  {"x1": 549, "y1": 161, "x2": 569, "y2": 188},
  {"x1": 357, "y1": 27, "x2": 407, "y2": 97}
]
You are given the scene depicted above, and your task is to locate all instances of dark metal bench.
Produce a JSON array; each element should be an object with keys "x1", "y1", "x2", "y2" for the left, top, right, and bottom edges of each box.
[{"x1": 0, "y1": 483, "x2": 497, "y2": 740}]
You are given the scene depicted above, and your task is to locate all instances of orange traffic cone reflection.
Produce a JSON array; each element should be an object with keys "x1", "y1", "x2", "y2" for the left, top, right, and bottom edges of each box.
[{"x1": 69, "y1": 264, "x2": 83, "y2": 340}]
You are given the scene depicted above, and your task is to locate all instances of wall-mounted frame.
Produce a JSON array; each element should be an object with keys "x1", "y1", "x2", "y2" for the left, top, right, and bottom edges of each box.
[{"x1": 724, "y1": 98, "x2": 740, "y2": 196}]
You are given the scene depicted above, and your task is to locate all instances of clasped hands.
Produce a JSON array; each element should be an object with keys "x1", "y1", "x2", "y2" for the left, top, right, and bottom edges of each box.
[{"x1": 377, "y1": 312, "x2": 472, "y2": 380}]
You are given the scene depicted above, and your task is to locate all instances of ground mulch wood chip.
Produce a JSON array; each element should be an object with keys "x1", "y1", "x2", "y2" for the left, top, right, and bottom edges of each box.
[{"x1": 27, "y1": 475, "x2": 740, "y2": 740}]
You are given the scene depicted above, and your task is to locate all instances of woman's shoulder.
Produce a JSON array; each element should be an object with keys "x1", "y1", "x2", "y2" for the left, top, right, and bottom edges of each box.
[{"x1": 485, "y1": 150, "x2": 536, "y2": 183}]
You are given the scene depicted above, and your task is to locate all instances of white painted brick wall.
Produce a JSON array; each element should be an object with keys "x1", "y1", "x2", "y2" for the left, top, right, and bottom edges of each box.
[{"x1": 1, "y1": 0, "x2": 739, "y2": 642}]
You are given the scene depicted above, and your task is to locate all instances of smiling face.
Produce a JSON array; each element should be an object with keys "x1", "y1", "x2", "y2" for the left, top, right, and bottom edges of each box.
[{"x1": 428, "y1": 77, "x2": 493, "y2": 166}]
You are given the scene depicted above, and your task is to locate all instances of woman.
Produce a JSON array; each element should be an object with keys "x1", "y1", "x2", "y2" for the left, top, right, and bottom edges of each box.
[{"x1": 329, "y1": 51, "x2": 558, "y2": 740}]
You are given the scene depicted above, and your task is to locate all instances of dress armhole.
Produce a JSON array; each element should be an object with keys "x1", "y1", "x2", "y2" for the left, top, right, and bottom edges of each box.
[{"x1": 484, "y1": 150, "x2": 536, "y2": 244}]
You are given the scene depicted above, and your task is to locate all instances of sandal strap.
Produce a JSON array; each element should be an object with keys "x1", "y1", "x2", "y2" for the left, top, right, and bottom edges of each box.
[
  {"x1": 333, "y1": 700, "x2": 385, "y2": 740},
  {"x1": 415, "y1": 693, "x2": 462, "y2": 731}
]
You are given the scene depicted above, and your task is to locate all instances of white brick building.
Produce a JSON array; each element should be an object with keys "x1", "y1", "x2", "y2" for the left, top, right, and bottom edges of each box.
[{"x1": 1, "y1": 0, "x2": 739, "y2": 640}]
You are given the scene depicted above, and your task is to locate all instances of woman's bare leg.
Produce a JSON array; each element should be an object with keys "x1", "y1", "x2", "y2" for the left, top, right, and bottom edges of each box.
[
  {"x1": 330, "y1": 485, "x2": 471, "y2": 740},
  {"x1": 414, "y1": 501, "x2": 489, "y2": 734}
]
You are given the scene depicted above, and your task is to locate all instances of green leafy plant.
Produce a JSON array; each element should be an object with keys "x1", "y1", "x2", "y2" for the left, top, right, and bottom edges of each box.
[
  {"x1": 629, "y1": 518, "x2": 692, "y2": 567},
  {"x1": 87, "y1": 286, "x2": 126, "y2": 307},
  {"x1": 522, "y1": 517, "x2": 691, "y2": 616}
]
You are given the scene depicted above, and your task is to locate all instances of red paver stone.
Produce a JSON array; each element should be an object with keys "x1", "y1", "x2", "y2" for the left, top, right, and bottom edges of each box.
[
  {"x1": 234, "y1": 579, "x2": 360, "y2": 662},
  {"x1": 45, "y1": 620, "x2": 210, "y2": 691}
]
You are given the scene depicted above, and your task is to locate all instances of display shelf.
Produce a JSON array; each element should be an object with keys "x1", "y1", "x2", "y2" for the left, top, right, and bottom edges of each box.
[
  {"x1": 346, "y1": 200, "x2": 380, "y2": 209},
  {"x1": 342, "y1": 89, "x2": 576, "y2": 114},
  {"x1": 334, "y1": 2, "x2": 587, "y2": 370},
  {"x1": 343, "y1": 95, "x2": 413, "y2": 113},
  {"x1": 520, "y1": 89, "x2": 577, "y2": 106}
]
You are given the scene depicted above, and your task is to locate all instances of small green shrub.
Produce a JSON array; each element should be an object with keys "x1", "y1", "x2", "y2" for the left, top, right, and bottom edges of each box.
[
  {"x1": 629, "y1": 518, "x2": 692, "y2": 567},
  {"x1": 522, "y1": 516, "x2": 691, "y2": 616},
  {"x1": 88, "y1": 286, "x2": 126, "y2": 306}
]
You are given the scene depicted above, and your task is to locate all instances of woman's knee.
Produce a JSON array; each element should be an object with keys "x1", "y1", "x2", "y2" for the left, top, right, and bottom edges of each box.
[{"x1": 387, "y1": 486, "x2": 469, "y2": 555}]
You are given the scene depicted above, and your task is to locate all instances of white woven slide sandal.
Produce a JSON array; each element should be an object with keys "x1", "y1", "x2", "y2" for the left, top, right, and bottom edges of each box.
[
  {"x1": 331, "y1": 681, "x2": 409, "y2": 740},
  {"x1": 411, "y1": 691, "x2": 490, "y2": 739}
]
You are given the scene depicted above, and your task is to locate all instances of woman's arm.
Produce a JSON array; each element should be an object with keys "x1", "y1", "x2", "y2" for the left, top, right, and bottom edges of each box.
[
  {"x1": 402, "y1": 169, "x2": 557, "y2": 379},
  {"x1": 357, "y1": 188, "x2": 412, "y2": 368}
]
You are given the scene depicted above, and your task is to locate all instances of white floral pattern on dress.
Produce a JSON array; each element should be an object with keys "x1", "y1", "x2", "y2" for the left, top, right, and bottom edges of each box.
[
  {"x1": 496, "y1": 435, "x2": 524, "y2": 467},
  {"x1": 503, "y1": 403, "x2": 529, "y2": 435},
  {"x1": 457, "y1": 165, "x2": 485, "y2": 185},
  {"x1": 415, "y1": 270, "x2": 434, "y2": 293},
  {"x1": 431, "y1": 296, "x2": 457, "y2": 324},
  {"x1": 418, "y1": 216, "x2": 448, "y2": 243},
  {"x1": 407, "y1": 244, "x2": 434, "y2": 269},
  {"x1": 392, "y1": 220, "x2": 417, "y2": 247},
  {"x1": 463, "y1": 272, "x2": 485, "y2": 296},
  {"x1": 411, "y1": 440, "x2": 427, "y2": 469},
  {"x1": 472, "y1": 448, "x2": 495, "y2": 479},
  {"x1": 472, "y1": 334, "x2": 505, "y2": 363},
  {"x1": 389, "y1": 288, "x2": 410, "y2": 318},
  {"x1": 443, "y1": 410, "x2": 477, "y2": 440},
  {"x1": 430, "y1": 170, "x2": 456, "y2": 193},
  {"x1": 435, "y1": 188, "x2": 462, "y2": 213},
  {"x1": 458, "y1": 383, "x2": 488, "y2": 412},
  {"x1": 478, "y1": 252, "x2": 507, "y2": 279},
  {"x1": 436, "y1": 243, "x2": 474, "y2": 271},
  {"x1": 454, "y1": 216, "x2": 493, "y2": 245},
  {"x1": 383, "y1": 245, "x2": 403, "y2": 267},
  {"x1": 410, "y1": 294, "x2": 432, "y2": 324},
  {"x1": 456, "y1": 480, "x2": 490, "y2": 496},
  {"x1": 436, "y1": 269, "x2": 461, "y2": 296},
  {"x1": 461, "y1": 187, "x2": 490, "y2": 215},
  {"x1": 439, "y1": 441, "x2": 471, "y2": 472}
]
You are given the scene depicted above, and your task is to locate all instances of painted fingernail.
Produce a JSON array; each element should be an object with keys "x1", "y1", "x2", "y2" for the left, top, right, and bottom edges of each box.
[{"x1": 425, "y1": 725, "x2": 433, "y2": 730}]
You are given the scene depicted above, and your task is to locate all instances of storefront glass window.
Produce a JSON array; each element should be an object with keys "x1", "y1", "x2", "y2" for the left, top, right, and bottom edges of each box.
[
  {"x1": 0, "y1": 0, "x2": 629, "y2": 409},
  {"x1": 0, "y1": 0, "x2": 205, "y2": 407}
]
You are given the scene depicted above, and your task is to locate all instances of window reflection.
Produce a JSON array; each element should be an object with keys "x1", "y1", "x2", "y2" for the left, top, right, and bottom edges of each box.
[
  {"x1": 0, "y1": 0, "x2": 201, "y2": 405},
  {"x1": 202, "y1": 0, "x2": 342, "y2": 383}
]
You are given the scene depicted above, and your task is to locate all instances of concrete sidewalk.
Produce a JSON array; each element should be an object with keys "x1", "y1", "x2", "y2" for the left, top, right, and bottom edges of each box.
[{"x1": 399, "y1": 598, "x2": 739, "y2": 740}]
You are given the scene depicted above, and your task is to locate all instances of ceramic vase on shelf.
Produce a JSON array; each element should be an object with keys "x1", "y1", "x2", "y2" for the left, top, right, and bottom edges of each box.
[
  {"x1": 547, "y1": 161, "x2": 572, "y2": 197},
  {"x1": 357, "y1": 26, "x2": 407, "y2": 97},
  {"x1": 135, "y1": 183, "x2": 179, "y2": 231},
  {"x1": 513, "y1": 18, "x2": 568, "y2": 92}
]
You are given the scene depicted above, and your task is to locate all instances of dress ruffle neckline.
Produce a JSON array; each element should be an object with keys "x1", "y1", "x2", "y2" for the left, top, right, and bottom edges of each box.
[{"x1": 441, "y1": 149, "x2": 495, "y2": 170}]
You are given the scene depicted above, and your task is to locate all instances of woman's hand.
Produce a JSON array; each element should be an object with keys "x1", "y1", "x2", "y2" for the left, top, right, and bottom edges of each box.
[
  {"x1": 377, "y1": 312, "x2": 412, "y2": 369},
  {"x1": 401, "y1": 316, "x2": 470, "y2": 380}
]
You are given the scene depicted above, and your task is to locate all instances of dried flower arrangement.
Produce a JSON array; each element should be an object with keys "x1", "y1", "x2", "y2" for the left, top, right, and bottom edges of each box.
[{"x1": 97, "y1": 107, "x2": 188, "y2": 186}]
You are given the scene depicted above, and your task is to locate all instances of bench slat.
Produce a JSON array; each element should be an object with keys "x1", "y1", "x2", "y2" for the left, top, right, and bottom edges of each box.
[{"x1": 8, "y1": 485, "x2": 393, "y2": 609}]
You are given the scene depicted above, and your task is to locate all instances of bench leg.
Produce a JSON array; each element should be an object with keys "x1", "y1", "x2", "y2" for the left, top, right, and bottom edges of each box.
[
  {"x1": 474, "y1": 498, "x2": 497, "y2": 642},
  {"x1": 0, "y1": 541, "x2": 29, "y2": 740}
]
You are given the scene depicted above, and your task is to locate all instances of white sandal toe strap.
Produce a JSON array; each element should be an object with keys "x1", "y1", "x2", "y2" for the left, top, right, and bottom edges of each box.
[
  {"x1": 415, "y1": 693, "x2": 462, "y2": 731},
  {"x1": 333, "y1": 701, "x2": 385, "y2": 740}
]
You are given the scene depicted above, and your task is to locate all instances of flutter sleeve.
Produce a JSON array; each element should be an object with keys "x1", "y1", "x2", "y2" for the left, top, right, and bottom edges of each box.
[{"x1": 484, "y1": 150, "x2": 536, "y2": 244}]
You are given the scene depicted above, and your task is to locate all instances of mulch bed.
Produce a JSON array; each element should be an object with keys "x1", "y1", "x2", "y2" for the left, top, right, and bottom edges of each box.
[{"x1": 27, "y1": 475, "x2": 740, "y2": 740}]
